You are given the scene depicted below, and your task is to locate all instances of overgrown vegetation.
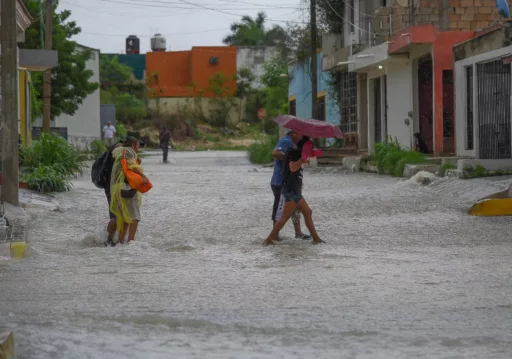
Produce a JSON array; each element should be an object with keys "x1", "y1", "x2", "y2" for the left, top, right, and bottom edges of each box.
[
  {"x1": 22, "y1": 133, "x2": 86, "y2": 193},
  {"x1": 439, "y1": 163, "x2": 457, "y2": 177},
  {"x1": 247, "y1": 134, "x2": 278, "y2": 164},
  {"x1": 372, "y1": 137, "x2": 428, "y2": 177},
  {"x1": 462, "y1": 165, "x2": 512, "y2": 179}
]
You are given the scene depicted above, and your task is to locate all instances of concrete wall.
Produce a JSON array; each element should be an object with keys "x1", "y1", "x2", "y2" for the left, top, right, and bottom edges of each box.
[
  {"x1": 386, "y1": 62, "x2": 414, "y2": 150},
  {"x1": 455, "y1": 45, "x2": 512, "y2": 158},
  {"x1": 53, "y1": 46, "x2": 101, "y2": 151},
  {"x1": 236, "y1": 47, "x2": 279, "y2": 89},
  {"x1": 288, "y1": 52, "x2": 340, "y2": 125},
  {"x1": 148, "y1": 97, "x2": 246, "y2": 125}
]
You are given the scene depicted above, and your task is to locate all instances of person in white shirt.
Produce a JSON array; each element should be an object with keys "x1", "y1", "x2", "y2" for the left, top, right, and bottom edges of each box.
[{"x1": 103, "y1": 122, "x2": 116, "y2": 147}]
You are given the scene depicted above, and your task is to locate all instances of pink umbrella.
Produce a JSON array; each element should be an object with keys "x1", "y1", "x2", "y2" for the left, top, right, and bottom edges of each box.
[{"x1": 274, "y1": 115, "x2": 344, "y2": 139}]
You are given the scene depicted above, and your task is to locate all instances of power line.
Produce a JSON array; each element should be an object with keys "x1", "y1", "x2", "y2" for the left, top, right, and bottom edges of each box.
[
  {"x1": 80, "y1": 28, "x2": 229, "y2": 37},
  {"x1": 97, "y1": 0, "x2": 301, "y2": 11}
]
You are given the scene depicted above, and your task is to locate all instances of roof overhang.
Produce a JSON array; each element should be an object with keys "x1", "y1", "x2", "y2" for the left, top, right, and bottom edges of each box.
[
  {"x1": 19, "y1": 49, "x2": 58, "y2": 71},
  {"x1": 388, "y1": 25, "x2": 436, "y2": 54},
  {"x1": 348, "y1": 42, "x2": 409, "y2": 73}
]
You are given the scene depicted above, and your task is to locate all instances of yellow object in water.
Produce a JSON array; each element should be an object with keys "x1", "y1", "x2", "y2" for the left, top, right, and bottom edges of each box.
[
  {"x1": 469, "y1": 198, "x2": 512, "y2": 216},
  {"x1": 10, "y1": 241, "x2": 26, "y2": 259}
]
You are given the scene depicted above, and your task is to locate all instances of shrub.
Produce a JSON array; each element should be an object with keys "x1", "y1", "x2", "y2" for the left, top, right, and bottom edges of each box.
[
  {"x1": 247, "y1": 135, "x2": 278, "y2": 164},
  {"x1": 90, "y1": 139, "x2": 106, "y2": 158},
  {"x1": 23, "y1": 165, "x2": 72, "y2": 193},
  {"x1": 115, "y1": 123, "x2": 127, "y2": 138},
  {"x1": 439, "y1": 163, "x2": 457, "y2": 177},
  {"x1": 23, "y1": 132, "x2": 86, "y2": 177},
  {"x1": 373, "y1": 137, "x2": 427, "y2": 177}
]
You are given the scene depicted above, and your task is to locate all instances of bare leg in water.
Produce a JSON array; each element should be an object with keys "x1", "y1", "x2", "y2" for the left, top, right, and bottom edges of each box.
[
  {"x1": 127, "y1": 220, "x2": 139, "y2": 241},
  {"x1": 264, "y1": 199, "x2": 323, "y2": 245},
  {"x1": 295, "y1": 199, "x2": 324, "y2": 245},
  {"x1": 107, "y1": 219, "x2": 116, "y2": 241},
  {"x1": 118, "y1": 220, "x2": 139, "y2": 244}
]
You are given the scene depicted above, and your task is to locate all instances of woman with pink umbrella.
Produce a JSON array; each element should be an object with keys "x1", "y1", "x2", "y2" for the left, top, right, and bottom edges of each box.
[
  {"x1": 263, "y1": 115, "x2": 343, "y2": 246},
  {"x1": 263, "y1": 135, "x2": 324, "y2": 245}
]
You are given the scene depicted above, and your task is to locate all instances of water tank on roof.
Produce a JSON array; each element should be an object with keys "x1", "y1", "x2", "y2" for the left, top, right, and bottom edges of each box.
[
  {"x1": 126, "y1": 35, "x2": 140, "y2": 54},
  {"x1": 151, "y1": 33, "x2": 167, "y2": 52}
]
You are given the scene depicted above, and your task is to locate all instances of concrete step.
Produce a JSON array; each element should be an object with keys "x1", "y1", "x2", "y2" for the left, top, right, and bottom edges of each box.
[{"x1": 318, "y1": 161, "x2": 345, "y2": 167}]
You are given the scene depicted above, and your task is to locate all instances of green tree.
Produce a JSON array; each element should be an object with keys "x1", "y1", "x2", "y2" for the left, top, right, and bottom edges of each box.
[
  {"x1": 100, "y1": 86, "x2": 145, "y2": 125},
  {"x1": 24, "y1": 1, "x2": 98, "y2": 119},
  {"x1": 260, "y1": 55, "x2": 288, "y2": 131},
  {"x1": 223, "y1": 12, "x2": 287, "y2": 47},
  {"x1": 100, "y1": 55, "x2": 133, "y2": 85}
]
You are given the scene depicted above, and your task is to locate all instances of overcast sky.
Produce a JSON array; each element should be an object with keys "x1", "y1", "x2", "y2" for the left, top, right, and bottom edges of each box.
[{"x1": 59, "y1": 0, "x2": 306, "y2": 54}]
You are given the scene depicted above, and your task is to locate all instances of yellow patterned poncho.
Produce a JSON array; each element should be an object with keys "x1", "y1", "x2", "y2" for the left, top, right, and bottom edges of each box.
[{"x1": 109, "y1": 146, "x2": 143, "y2": 232}]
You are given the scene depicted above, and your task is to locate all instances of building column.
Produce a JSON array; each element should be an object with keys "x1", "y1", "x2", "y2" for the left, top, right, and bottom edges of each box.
[
  {"x1": 367, "y1": 76, "x2": 374, "y2": 152},
  {"x1": 433, "y1": 56, "x2": 444, "y2": 156},
  {"x1": 357, "y1": 73, "x2": 368, "y2": 150}
]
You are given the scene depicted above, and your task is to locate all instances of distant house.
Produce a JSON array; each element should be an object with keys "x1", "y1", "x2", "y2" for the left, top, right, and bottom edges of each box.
[
  {"x1": 34, "y1": 44, "x2": 101, "y2": 151},
  {"x1": 288, "y1": 52, "x2": 340, "y2": 126},
  {"x1": 236, "y1": 46, "x2": 279, "y2": 89},
  {"x1": 145, "y1": 46, "x2": 238, "y2": 121}
]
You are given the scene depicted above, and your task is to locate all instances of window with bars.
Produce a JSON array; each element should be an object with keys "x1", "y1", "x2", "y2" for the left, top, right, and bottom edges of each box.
[
  {"x1": 340, "y1": 72, "x2": 358, "y2": 133},
  {"x1": 317, "y1": 95, "x2": 326, "y2": 122},
  {"x1": 465, "y1": 66, "x2": 474, "y2": 150},
  {"x1": 350, "y1": 0, "x2": 355, "y2": 33},
  {"x1": 289, "y1": 99, "x2": 296, "y2": 116}
]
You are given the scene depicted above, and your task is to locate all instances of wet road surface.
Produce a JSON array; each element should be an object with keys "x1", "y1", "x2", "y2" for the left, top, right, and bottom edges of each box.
[{"x1": 1, "y1": 151, "x2": 512, "y2": 358}]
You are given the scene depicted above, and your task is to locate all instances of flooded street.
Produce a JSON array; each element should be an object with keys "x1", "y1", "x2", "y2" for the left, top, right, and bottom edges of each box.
[{"x1": 2, "y1": 151, "x2": 512, "y2": 358}]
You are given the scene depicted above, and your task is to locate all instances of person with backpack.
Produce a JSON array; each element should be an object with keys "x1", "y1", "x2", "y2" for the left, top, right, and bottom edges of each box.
[
  {"x1": 91, "y1": 140, "x2": 123, "y2": 246},
  {"x1": 109, "y1": 135, "x2": 148, "y2": 244}
]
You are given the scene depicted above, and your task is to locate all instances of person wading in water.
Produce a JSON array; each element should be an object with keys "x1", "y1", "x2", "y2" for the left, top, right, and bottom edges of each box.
[
  {"x1": 271, "y1": 129, "x2": 311, "y2": 240},
  {"x1": 109, "y1": 135, "x2": 147, "y2": 244},
  {"x1": 264, "y1": 135, "x2": 324, "y2": 246}
]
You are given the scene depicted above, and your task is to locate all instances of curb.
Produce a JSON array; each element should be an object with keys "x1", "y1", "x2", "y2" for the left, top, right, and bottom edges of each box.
[{"x1": 0, "y1": 331, "x2": 15, "y2": 359}]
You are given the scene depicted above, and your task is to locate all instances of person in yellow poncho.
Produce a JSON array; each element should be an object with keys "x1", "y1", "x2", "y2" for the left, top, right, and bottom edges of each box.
[{"x1": 108, "y1": 136, "x2": 146, "y2": 245}]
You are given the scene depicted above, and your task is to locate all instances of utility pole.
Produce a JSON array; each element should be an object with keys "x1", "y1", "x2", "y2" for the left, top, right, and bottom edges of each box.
[
  {"x1": 42, "y1": 0, "x2": 53, "y2": 132},
  {"x1": 1, "y1": 0, "x2": 20, "y2": 205},
  {"x1": 310, "y1": 0, "x2": 318, "y2": 120}
]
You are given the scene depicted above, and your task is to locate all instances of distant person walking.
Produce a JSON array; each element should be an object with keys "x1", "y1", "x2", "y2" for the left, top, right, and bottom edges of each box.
[
  {"x1": 103, "y1": 122, "x2": 116, "y2": 148},
  {"x1": 271, "y1": 129, "x2": 311, "y2": 240},
  {"x1": 159, "y1": 126, "x2": 174, "y2": 163}
]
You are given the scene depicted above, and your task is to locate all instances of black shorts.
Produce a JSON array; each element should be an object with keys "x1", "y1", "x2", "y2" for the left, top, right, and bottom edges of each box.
[{"x1": 105, "y1": 188, "x2": 116, "y2": 219}]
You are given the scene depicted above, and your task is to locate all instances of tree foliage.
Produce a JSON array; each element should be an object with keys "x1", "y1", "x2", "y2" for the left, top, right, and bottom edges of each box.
[
  {"x1": 24, "y1": 0, "x2": 98, "y2": 119},
  {"x1": 100, "y1": 55, "x2": 133, "y2": 85},
  {"x1": 223, "y1": 12, "x2": 287, "y2": 47},
  {"x1": 100, "y1": 86, "x2": 145, "y2": 125}
]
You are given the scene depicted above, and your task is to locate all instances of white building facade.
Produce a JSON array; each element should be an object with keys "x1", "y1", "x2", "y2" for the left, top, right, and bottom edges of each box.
[{"x1": 52, "y1": 45, "x2": 101, "y2": 151}]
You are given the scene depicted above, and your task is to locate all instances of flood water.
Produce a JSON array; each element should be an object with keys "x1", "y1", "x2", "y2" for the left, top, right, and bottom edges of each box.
[{"x1": 1, "y1": 151, "x2": 512, "y2": 358}]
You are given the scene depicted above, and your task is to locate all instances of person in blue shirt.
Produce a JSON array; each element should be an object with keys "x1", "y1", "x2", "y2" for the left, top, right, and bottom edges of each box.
[{"x1": 270, "y1": 129, "x2": 311, "y2": 240}]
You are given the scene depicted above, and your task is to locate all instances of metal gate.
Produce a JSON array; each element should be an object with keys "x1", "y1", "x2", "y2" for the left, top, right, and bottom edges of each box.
[
  {"x1": 477, "y1": 60, "x2": 511, "y2": 159},
  {"x1": 374, "y1": 77, "x2": 382, "y2": 143}
]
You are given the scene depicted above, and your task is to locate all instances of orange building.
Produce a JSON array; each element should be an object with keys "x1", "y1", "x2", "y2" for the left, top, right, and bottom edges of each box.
[{"x1": 146, "y1": 46, "x2": 237, "y2": 98}]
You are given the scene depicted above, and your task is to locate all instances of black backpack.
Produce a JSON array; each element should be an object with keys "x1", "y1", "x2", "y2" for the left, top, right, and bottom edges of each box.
[{"x1": 91, "y1": 145, "x2": 116, "y2": 189}]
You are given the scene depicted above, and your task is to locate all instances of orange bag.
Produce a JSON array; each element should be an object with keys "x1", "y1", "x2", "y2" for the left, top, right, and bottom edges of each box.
[{"x1": 121, "y1": 158, "x2": 153, "y2": 193}]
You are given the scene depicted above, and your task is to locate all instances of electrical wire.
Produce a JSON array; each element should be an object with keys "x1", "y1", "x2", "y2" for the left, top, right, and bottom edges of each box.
[{"x1": 80, "y1": 28, "x2": 229, "y2": 37}]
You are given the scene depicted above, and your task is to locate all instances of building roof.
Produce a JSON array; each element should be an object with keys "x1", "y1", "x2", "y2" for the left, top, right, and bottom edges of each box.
[
  {"x1": 16, "y1": 0, "x2": 33, "y2": 31},
  {"x1": 76, "y1": 43, "x2": 101, "y2": 53}
]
